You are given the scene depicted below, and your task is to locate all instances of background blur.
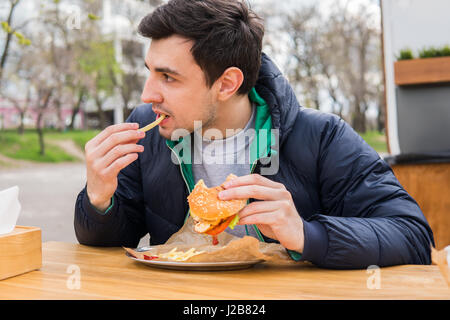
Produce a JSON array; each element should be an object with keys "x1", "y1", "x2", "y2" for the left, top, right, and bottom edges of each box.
[{"x1": 1, "y1": 0, "x2": 448, "y2": 248}]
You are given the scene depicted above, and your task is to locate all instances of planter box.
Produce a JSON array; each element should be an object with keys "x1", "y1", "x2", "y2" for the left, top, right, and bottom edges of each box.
[
  {"x1": 0, "y1": 226, "x2": 42, "y2": 280},
  {"x1": 394, "y1": 56, "x2": 450, "y2": 86}
]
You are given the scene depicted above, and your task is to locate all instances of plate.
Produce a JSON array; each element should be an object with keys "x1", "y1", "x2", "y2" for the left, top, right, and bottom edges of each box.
[{"x1": 125, "y1": 252, "x2": 264, "y2": 271}]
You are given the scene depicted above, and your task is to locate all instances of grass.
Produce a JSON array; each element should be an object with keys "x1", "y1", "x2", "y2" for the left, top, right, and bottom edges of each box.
[
  {"x1": 0, "y1": 129, "x2": 98, "y2": 163},
  {"x1": 45, "y1": 129, "x2": 100, "y2": 150},
  {"x1": 359, "y1": 130, "x2": 388, "y2": 153}
]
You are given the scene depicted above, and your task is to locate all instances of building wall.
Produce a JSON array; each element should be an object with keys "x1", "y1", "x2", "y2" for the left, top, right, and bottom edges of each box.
[
  {"x1": 396, "y1": 85, "x2": 450, "y2": 154},
  {"x1": 0, "y1": 102, "x2": 84, "y2": 130},
  {"x1": 382, "y1": 0, "x2": 450, "y2": 155}
]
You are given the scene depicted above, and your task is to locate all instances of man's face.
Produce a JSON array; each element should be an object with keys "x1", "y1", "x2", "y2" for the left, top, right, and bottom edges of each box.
[{"x1": 141, "y1": 35, "x2": 218, "y2": 140}]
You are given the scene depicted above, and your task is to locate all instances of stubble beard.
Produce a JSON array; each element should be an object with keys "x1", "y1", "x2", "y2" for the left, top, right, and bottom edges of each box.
[
  {"x1": 196, "y1": 102, "x2": 218, "y2": 138},
  {"x1": 158, "y1": 102, "x2": 218, "y2": 141}
]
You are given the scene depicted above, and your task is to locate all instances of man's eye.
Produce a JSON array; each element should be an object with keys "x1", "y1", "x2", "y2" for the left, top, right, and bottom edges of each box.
[{"x1": 163, "y1": 74, "x2": 174, "y2": 82}]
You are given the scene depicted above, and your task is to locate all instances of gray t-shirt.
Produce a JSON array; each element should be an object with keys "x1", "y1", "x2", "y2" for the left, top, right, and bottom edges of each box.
[{"x1": 192, "y1": 103, "x2": 259, "y2": 239}]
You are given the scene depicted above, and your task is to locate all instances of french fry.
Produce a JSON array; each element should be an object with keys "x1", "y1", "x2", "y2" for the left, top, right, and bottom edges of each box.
[
  {"x1": 159, "y1": 247, "x2": 205, "y2": 262},
  {"x1": 138, "y1": 114, "x2": 166, "y2": 132}
]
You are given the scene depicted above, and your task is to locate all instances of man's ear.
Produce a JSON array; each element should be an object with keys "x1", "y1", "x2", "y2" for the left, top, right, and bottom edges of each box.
[{"x1": 216, "y1": 67, "x2": 244, "y2": 101}]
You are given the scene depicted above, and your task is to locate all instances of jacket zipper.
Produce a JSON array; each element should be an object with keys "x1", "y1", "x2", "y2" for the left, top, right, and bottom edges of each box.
[
  {"x1": 247, "y1": 158, "x2": 266, "y2": 242},
  {"x1": 167, "y1": 141, "x2": 268, "y2": 240},
  {"x1": 166, "y1": 142, "x2": 191, "y2": 224}
]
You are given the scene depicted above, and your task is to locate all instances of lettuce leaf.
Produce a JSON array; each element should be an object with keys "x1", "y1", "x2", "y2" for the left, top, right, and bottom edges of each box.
[{"x1": 228, "y1": 214, "x2": 240, "y2": 230}]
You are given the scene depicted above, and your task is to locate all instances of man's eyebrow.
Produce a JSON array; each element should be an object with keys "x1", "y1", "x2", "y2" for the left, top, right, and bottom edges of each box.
[
  {"x1": 154, "y1": 67, "x2": 181, "y2": 77},
  {"x1": 144, "y1": 61, "x2": 181, "y2": 77}
]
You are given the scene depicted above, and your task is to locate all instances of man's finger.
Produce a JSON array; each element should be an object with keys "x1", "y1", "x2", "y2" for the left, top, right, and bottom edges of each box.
[
  {"x1": 219, "y1": 185, "x2": 287, "y2": 201},
  {"x1": 89, "y1": 123, "x2": 140, "y2": 148},
  {"x1": 100, "y1": 143, "x2": 144, "y2": 169},
  {"x1": 223, "y1": 173, "x2": 283, "y2": 189},
  {"x1": 94, "y1": 129, "x2": 145, "y2": 158},
  {"x1": 238, "y1": 200, "x2": 280, "y2": 219},
  {"x1": 105, "y1": 153, "x2": 139, "y2": 177},
  {"x1": 238, "y1": 211, "x2": 278, "y2": 227}
]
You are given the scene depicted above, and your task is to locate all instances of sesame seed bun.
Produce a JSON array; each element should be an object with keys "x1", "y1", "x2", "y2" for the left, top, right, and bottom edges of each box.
[{"x1": 187, "y1": 174, "x2": 247, "y2": 234}]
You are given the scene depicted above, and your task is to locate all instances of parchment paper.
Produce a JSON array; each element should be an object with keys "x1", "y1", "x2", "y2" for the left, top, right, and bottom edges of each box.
[{"x1": 125, "y1": 216, "x2": 298, "y2": 265}]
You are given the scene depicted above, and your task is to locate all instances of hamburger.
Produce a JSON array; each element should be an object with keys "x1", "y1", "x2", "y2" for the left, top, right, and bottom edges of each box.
[{"x1": 187, "y1": 174, "x2": 247, "y2": 241}]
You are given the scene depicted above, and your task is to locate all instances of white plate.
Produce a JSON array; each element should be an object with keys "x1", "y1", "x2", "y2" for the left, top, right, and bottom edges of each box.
[{"x1": 126, "y1": 252, "x2": 264, "y2": 271}]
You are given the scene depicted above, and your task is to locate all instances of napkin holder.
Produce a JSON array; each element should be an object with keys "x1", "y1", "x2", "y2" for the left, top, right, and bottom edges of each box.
[{"x1": 0, "y1": 226, "x2": 42, "y2": 280}]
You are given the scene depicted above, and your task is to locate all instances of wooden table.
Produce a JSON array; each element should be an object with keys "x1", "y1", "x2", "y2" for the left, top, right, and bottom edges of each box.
[{"x1": 1, "y1": 242, "x2": 448, "y2": 300}]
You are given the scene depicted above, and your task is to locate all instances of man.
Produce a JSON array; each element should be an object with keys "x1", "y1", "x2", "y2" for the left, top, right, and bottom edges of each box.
[{"x1": 75, "y1": 0, "x2": 434, "y2": 269}]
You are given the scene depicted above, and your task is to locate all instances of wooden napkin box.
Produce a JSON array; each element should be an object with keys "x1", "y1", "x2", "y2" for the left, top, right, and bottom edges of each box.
[{"x1": 0, "y1": 226, "x2": 42, "y2": 280}]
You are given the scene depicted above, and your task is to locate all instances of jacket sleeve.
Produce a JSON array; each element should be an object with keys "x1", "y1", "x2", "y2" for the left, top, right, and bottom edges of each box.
[
  {"x1": 299, "y1": 114, "x2": 435, "y2": 269},
  {"x1": 74, "y1": 117, "x2": 148, "y2": 247},
  {"x1": 74, "y1": 156, "x2": 148, "y2": 247}
]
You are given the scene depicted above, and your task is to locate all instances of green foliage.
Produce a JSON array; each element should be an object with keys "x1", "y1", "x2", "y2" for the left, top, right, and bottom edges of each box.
[
  {"x1": 442, "y1": 45, "x2": 450, "y2": 56},
  {"x1": 397, "y1": 45, "x2": 450, "y2": 61},
  {"x1": 88, "y1": 13, "x2": 101, "y2": 20},
  {"x1": 1, "y1": 21, "x2": 12, "y2": 33},
  {"x1": 13, "y1": 31, "x2": 31, "y2": 45},
  {"x1": 78, "y1": 40, "x2": 122, "y2": 95},
  {"x1": 397, "y1": 48, "x2": 414, "y2": 60},
  {"x1": 1, "y1": 21, "x2": 31, "y2": 45},
  {"x1": 418, "y1": 47, "x2": 440, "y2": 58}
]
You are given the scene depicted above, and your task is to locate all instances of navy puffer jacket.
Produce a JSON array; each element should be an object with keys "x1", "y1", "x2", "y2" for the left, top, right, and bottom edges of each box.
[{"x1": 74, "y1": 53, "x2": 434, "y2": 269}]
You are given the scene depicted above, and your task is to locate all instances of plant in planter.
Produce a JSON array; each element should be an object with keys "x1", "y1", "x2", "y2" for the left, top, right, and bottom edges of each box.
[
  {"x1": 394, "y1": 45, "x2": 450, "y2": 85},
  {"x1": 397, "y1": 48, "x2": 414, "y2": 60},
  {"x1": 418, "y1": 46, "x2": 450, "y2": 59}
]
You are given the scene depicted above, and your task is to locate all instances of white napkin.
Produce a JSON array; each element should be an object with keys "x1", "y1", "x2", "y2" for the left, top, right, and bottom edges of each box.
[{"x1": 0, "y1": 186, "x2": 21, "y2": 235}]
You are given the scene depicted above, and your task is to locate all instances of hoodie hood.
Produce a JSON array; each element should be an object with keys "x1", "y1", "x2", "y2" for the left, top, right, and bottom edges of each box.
[{"x1": 255, "y1": 53, "x2": 300, "y2": 145}]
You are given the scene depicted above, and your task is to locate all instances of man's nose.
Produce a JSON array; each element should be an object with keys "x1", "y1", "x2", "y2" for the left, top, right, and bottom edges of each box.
[{"x1": 141, "y1": 76, "x2": 163, "y2": 104}]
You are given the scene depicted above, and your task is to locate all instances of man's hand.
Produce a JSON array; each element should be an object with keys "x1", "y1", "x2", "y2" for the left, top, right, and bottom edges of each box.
[
  {"x1": 85, "y1": 123, "x2": 145, "y2": 211},
  {"x1": 218, "y1": 174, "x2": 304, "y2": 252}
]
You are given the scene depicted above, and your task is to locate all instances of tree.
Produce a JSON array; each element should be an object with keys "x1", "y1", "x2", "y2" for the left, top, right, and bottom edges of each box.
[
  {"x1": 306, "y1": 1, "x2": 381, "y2": 133},
  {"x1": 114, "y1": 40, "x2": 145, "y2": 121},
  {"x1": 79, "y1": 40, "x2": 122, "y2": 129},
  {"x1": 283, "y1": 5, "x2": 323, "y2": 110},
  {"x1": 113, "y1": 0, "x2": 157, "y2": 121},
  {"x1": 0, "y1": 0, "x2": 31, "y2": 87},
  {"x1": 35, "y1": 88, "x2": 53, "y2": 155},
  {"x1": 4, "y1": 87, "x2": 31, "y2": 135},
  {"x1": 263, "y1": 0, "x2": 382, "y2": 133}
]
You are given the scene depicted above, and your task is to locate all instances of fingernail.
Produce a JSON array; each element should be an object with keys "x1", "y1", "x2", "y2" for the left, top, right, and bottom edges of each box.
[
  {"x1": 223, "y1": 181, "x2": 231, "y2": 188},
  {"x1": 218, "y1": 191, "x2": 228, "y2": 200}
]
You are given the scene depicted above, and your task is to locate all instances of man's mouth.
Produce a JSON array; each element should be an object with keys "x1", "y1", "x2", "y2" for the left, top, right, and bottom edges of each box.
[
  {"x1": 154, "y1": 110, "x2": 171, "y2": 125},
  {"x1": 154, "y1": 108, "x2": 170, "y2": 117}
]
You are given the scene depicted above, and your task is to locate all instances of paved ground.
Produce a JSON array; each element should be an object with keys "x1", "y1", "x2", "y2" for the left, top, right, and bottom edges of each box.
[{"x1": 0, "y1": 162, "x2": 86, "y2": 243}]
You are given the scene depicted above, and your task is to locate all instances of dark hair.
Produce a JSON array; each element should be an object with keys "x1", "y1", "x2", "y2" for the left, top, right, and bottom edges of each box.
[{"x1": 138, "y1": 0, "x2": 264, "y2": 95}]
